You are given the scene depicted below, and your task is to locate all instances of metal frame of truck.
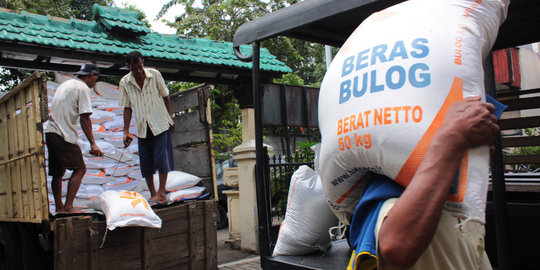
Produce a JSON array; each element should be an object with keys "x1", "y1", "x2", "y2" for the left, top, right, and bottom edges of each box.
[{"x1": 232, "y1": 0, "x2": 540, "y2": 269}]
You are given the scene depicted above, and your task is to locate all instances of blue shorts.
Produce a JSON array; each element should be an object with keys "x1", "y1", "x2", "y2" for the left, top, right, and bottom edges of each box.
[{"x1": 138, "y1": 128, "x2": 174, "y2": 177}]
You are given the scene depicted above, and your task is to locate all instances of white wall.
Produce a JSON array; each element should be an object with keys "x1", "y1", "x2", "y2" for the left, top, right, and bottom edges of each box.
[{"x1": 518, "y1": 47, "x2": 540, "y2": 117}]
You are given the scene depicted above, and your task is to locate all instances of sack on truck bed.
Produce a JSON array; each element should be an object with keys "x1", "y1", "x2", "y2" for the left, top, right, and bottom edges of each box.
[
  {"x1": 319, "y1": 0, "x2": 510, "y2": 224},
  {"x1": 273, "y1": 166, "x2": 338, "y2": 256},
  {"x1": 89, "y1": 190, "x2": 162, "y2": 230}
]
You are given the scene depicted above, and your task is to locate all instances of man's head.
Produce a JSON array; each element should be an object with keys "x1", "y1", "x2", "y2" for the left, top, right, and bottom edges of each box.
[
  {"x1": 126, "y1": 51, "x2": 145, "y2": 80},
  {"x1": 75, "y1": 62, "x2": 100, "y2": 88}
]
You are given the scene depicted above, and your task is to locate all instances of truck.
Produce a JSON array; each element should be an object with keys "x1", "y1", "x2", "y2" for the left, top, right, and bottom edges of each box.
[{"x1": 0, "y1": 73, "x2": 219, "y2": 269}]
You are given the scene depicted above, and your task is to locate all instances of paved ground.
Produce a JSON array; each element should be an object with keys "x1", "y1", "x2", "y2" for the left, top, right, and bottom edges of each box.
[{"x1": 217, "y1": 227, "x2": 262, "y2": 269}]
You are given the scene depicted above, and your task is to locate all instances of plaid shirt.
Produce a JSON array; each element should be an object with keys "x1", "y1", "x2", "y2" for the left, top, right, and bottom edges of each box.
[{"x1": 118, "y1": 68, "x2": 173, "y2": 138}]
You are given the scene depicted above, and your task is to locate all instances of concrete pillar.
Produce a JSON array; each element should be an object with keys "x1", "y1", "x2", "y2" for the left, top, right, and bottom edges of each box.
[
  {"x1": 223, "y1": 168, "x2": 240, "y2": 249},
  {"x1": 229, "y1": 108, "x2": 272, "y2": 253}
]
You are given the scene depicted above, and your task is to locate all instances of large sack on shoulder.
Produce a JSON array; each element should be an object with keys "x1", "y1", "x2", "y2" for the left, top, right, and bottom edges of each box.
[
  {"x1": 319, "y1": 0, "x2": 509, "y2": 224},
  {"x1": 89, "y1": 190, "x2": 161, "y2": 230},
  {"x1": 273, "y1": 166, "x2": 338, "y2": 256}
]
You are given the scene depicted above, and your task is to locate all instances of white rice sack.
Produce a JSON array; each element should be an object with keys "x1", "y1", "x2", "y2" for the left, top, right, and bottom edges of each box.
[
  {"x1": 103, "y1": 115, "x2": 136, "y2": 132},
  {"x1": 166, "y1": 186, "x2": 206, "y2": 203},
  {"x1": 152, "y1": 171, "x2": 201, "y2": 192},
  {"x1": 319, "y1": 0, "x2": 509, "y2": 224},
  {"x1": 273, "y1": 166, "x2": 338, "y2": 256},
  {"x1": 83, "y1": 169, "x2": 113, "y2": 185},
  {"x1": 77, "y1": 124, "x2": 108, "y2": 139},
  {"x1": 47, "y1": 178, "x2": 68, "y2": 196},
  {"x1": 84, "y1": 156, "x2": 118, "y2": 170},
  {"x1": 103, "y1": 177, "x2": 139, "y2": 191},
  {"x1": 89, "y1": 190, "x2": 162, "y2": 230},
  {"x1": 104, "y1": 135, "x2": 126, "y2": 148},
  {"x1": 104, "y1": 165, "x2": 131, "y2": 177},
  {"x1": 90, "y1": 110, "x2": 116, "y2": 124},
  {"x1": 94, "y1": 81, "x2": 121, "y2": 100},
  {"x1": 79, "y1": 139, "x2": 116, "y2": 155},
  {"x1": 76, "y1": 184, "x2": 105, "y2": 199},
  {"x1": 127, "y1": 169, "x2": 144, "y2": 181}
]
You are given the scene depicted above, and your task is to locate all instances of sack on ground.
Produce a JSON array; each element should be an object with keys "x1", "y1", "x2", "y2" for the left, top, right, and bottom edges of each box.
[
  {"x1": 273, "y1": 166, "x2": 338, "y2": 256},
  {"x1": 318, "y1": 0, "x2": 510, "y2": 224},
  {"x1": 89, "y1": 190, "x2": 162, "y2": 230}
]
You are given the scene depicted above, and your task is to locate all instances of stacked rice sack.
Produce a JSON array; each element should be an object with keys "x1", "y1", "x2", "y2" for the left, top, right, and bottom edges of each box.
[
  {"x1": 45, "y1": 73, "x2": 203, "y2": 213},
  {"x1": 318, "y1": 0, "x2": 510, "y2": 224}
]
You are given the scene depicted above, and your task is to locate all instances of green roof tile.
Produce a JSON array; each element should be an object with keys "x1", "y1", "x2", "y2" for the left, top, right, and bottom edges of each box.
[{"x1": 0, "y1": 6, "x2": 291, "y2": 74}]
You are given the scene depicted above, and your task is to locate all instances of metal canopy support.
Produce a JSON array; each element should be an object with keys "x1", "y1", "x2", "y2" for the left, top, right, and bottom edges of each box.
[{"x1": 484, "y1": 53, "x2": 510, "y2": 270}]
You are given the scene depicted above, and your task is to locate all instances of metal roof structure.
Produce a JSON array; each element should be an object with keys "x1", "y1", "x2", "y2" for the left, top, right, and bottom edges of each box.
[
  {"x1": 0, "y1": 5, "x2": 291, "y2": 85},
  {"x1": 233, "y1": 0, "x2": 540, "y2": 50}
]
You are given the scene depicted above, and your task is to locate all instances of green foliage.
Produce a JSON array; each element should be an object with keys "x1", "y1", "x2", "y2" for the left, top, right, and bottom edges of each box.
[
  {"x1": 159, "y1": 0, "x2": 327, "y2": 86},
  {"x1": 0, "y1": 0, "x2": 112, "y2": 19},
  {"x1": 505, "y1": 127, "x2": 540, "y2": 171},
  {"x1": 167, "y1": 81, "x2": 200, "y2": 95},
  {"x1": 213, "y1": 119, "x2": 242, "y2": 161},
  {"x1": 295, "y1": 140, "x2": 317, "y2": 162}
]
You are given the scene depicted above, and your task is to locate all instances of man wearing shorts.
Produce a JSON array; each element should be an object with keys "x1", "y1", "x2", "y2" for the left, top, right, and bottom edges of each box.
[
  {"x1": 119, "y1": 50, "x2": 175, "y2": 205},
  {"x1": 46, "y1": 62, "x2": 103, "y2": 214}
]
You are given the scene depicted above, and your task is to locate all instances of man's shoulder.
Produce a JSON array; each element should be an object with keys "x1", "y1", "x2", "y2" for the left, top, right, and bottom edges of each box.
[
  {"x1": 59, "y1": 78, "x2": 89, "y2": 91},
  {"x1": 145, "y1": 68, "x2": 162, "y2": 77}
]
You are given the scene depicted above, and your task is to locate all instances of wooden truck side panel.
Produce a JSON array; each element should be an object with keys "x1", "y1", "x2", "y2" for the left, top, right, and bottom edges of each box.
[
  {"x1": 53, "y1": 200, "x2": 217, "y2": 270},
  {"x1": 0, "y1": 73, "x2": 48, "y2": 223}
]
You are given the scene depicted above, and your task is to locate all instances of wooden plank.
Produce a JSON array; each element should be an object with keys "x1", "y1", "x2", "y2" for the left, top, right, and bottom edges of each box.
[
  {"x1": 89, "y1": 220, "x2": 100, "y2": 270},
  {"x1": 24, "y1": 81, "x2": 37, "y2": 219},
  {"x1": 204, "y1": 201, "x2": 217, "y2": 270},
  {"x1": 170, "y1": 85, "x2": 211, "y2": 112},
  {"x1": 503, "y1": 154, "x2": 540, "y2": 164},
  {"x1": 499, "y1": 116, "x2": 540, "y2": 130},
  {"x1": 0, "y1": 73, "x2": 41, "y2": 106},
  {"x1": 172, "y1": 147, "x2": 212, "y2": 178},
  {"x1": 7, "y1": 97, "x2": 22, "y2": 218},
  {"x1": 143, "y1": 228, "x2": 151, "y2": 270},
  {"x1": 502, "y1": 96, "x2": 540, "y2": 112},
  {"x1": 54, "y1": 221, "x2": 66, "y2": 270},
  {"x1": 18, "y1": 86, "x2": 32, "y2": 220},
  {"x1": 32, "y1": 77, "x2": 49, "y2": 220},
  {"x1": 188, "y1": 203, "x2": 198, "y2": 269},
  {"x1": 0, "y1": 103, "x2": 8, "y2": 218},
  {"x1": 502, "y1": 136, "x2": 540, "y2": 147}
]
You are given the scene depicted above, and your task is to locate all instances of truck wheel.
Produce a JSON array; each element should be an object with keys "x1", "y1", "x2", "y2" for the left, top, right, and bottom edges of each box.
[
  {"x1": 216, "y1": 204, "x2": 228, "y2": 229},
  {"x1": 0, "y1": 224, "x2": 22, "y2": 270}
]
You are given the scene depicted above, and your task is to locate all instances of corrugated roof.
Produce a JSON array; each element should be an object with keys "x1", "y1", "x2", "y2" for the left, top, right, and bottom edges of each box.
[{"x1": 0, "y1": 5, "x2": 291, "y2": 74}]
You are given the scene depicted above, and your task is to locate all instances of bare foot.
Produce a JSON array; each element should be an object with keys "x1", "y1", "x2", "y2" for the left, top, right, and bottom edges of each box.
[
  {"x1": 57, "y1": 207, "x2": 85, "y2": 214},
  {"x1": 148, "y1": 195, "x2": 167, "y2": 206}
]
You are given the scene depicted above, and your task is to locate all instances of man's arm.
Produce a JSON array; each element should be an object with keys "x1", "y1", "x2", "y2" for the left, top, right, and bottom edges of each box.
[
  {"x1": 378, "y1": 96, "x2": 499, "y2": 268},
  {"x1": 163, "y1": 96, "x2": 175, "y2": 132},
  {"x1": 80, "y1": 113, "x2": 103, "y2": 156},
  {"x1": 123, "y1": 107, "x2": 133, "y2": 147}
]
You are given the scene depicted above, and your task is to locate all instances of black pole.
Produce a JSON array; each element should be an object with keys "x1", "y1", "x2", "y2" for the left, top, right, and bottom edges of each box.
[
  {"x1": 253, "y1": 42, "x2": 273, "y2": 260},
  {"x1": 484, "y1": 52, "x2": 510, "y2": 270}
]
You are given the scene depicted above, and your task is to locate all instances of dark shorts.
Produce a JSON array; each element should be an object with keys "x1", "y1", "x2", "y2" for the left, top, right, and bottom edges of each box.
[
  {"x1": 139, "y1": 128, "x2": 174, "y2": 177},
  {"x1": 46, "y1": 132, "x2": 85, "y2": 177}
]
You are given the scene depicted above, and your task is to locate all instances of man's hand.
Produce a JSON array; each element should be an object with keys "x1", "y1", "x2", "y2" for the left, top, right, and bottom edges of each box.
[
  {"x1": 124, "y1": 134, "x2": 133, "y2": 148},
  {"x1": 89, "y1": 143, "x2": 103, "y2": 156},
  {"x1": 440, "y1": 95, "x2": 499, "y2": 151},
  {"x1": 170, "y1": 122, "x2": 175, "y2": 132}
]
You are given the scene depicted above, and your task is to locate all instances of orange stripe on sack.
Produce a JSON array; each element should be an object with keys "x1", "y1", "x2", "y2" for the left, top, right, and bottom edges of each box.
[
  {"x1": 336, "y1": 172, "x2": 372, "y2": 204},
  {"x1": 395, "y1": 77, "x2": 465, "y2": 188},
  {"x1": 447, "y1": 153, "x2": 469, "y2": 202}
]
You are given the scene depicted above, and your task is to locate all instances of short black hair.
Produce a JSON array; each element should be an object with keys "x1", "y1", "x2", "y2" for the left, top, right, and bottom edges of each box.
[{"x1": 126, "y1": 51, "x2": 143, "y2": 65}]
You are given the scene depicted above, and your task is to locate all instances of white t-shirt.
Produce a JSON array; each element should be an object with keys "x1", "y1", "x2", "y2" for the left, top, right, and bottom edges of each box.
[
  {"x1": 376, "y1": 199, "x2": 492, "y2": 270},
  {"x1": 46, "y1": 78, "x2": 93, "y2": 144}
]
